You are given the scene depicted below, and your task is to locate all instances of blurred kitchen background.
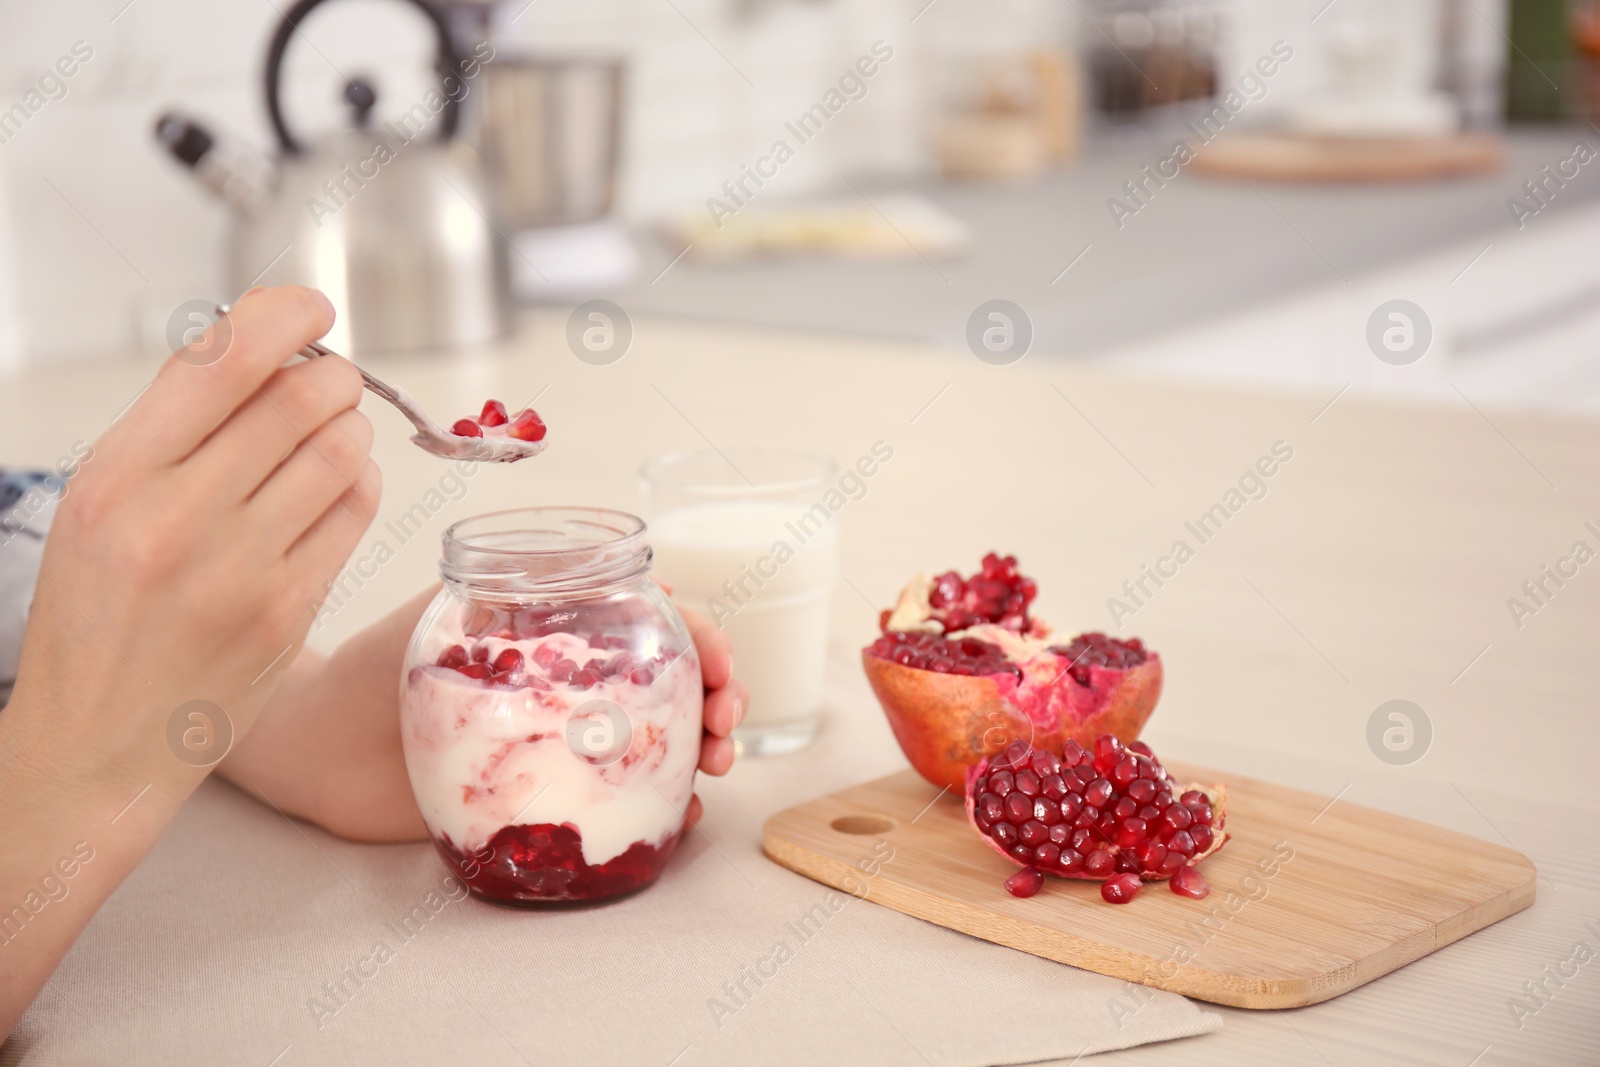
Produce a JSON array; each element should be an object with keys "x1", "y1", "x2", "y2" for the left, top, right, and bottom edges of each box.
[{"x1": 2, "y1": 0, "x2": 1598, "y2": 409}]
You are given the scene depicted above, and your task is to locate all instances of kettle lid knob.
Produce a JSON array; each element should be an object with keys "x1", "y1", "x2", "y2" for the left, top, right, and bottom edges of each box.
[{"x1": 344, "y1": 77, "x2": 377, "y2": 129}]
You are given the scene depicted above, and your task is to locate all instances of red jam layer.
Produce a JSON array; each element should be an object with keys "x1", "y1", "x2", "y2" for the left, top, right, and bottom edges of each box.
[{"x1": 437, "y1": 822, "x2": 680, "y2": 906}]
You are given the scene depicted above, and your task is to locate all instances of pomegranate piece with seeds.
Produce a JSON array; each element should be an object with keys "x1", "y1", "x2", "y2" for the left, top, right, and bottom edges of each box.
[
  {"x1": 966, "y1": 734, "x2": 1226, "y2": 901},
  {"x1": 451, "y1": 398, "x2": 547, "y2": 443},
  {"x1": 862, "y1": 553, "x2": 1163, "y2": 791}
]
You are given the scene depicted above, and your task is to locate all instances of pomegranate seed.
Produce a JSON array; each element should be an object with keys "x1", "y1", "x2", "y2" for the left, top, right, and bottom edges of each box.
[
  {"x1": 1049, "y1": 824, "x2": 1071, "y2": 846},
  {"x1": 1170, "y1": 865, "x2": 1210, "y2": 899},
  {"x1": 1032, "y1": 843, "x2": 1060, "y2": 869},
  {"x1": 990, "y1": 771, "x2": 1015, "y2": 797},
  {"x1": 1005, "y1": 868, "x2": 1044, "y2": 898},
  {"x1": 1190, "y1": 825, "x2": 1215, "y2": 852},
  {"x1": 1019, "y1": 820, "x2": 1049, "y2": 848},
  {"x1": 1010, "y1": 844, "x2": 1034, "y2": 864},
  {"x1": 549, "y1": 658, "x2": 578, "y2": 682},
  {"x1": 478, "y1": 399, "x2": 508, "y2": 427},
  {"x1": 978, "y1": 794, "x2": 1004, "y2": 824},
  {"x1": 1014, "y1": 770, "x2": 1041, "y2": 797},
  {"x1": 491, "y1": 648, "x2": 524, "y2": 675},
  {"x1": 1116, "y1": 818, "x2": 1148, "y2": 846},
  {"x1": 1094, "y1": 735, "x2": 1124, "y2": 771},
  {"x1": 470, "y1": 645, "x2": 490, "y2": 663},
  {"x1": 1033, "y1": 797, "x2": 1062, "y2": 825},
  {"x1": 1188, "y1": 801, "x2": 1215, "y2": 826},
  {"x1": 1161, "y1": 804, "x2": 1193, "y2": 832},
  {"x1": 1113, "y1": 797, "x2": 1138, "y2": 819},
  {"x1": 506, "y1": 409, "x2": 547, "y2": 442},
  {"x1": 1084, "y1": 850, "x2": 1115, "y2": 878},
  {"x1": 1127, "y1": 779, "x2": 1156, "y2": 804},
  {"x1": 451, "y1": 418, "x2": 483, "y2": 438},
  {"x1": 1062, "y1": 740, "x2": 1086, "y2": 764},
  {"x1": 1058, "y1": 848, "x2": 1084, "y2": 873},
  {"x1": 1101, "y1": 873, "x2": 1142, "y2": 904},
  {"x1": 456, "y1": 663, "x2": 491, "y2": 680},
  {"x1": 569, "y1": 667, "x2": 602, "y2": 689},
  {"x1": 994, "y1": 823, "x2": 1019, "y2": 847},
  {"x1": 1180, "y1": 790, "x2": 1208, "y2": 808},
  {"x1": 1030, "y1": 750, "x2": 1060, "y2": 777},
  {"x1": 1003, "y1": 793, "x2": 1032, "y2": 824},
  {"x1": 1112, "y1": 756, "x2": 1139, "y2": 789},
  {"x1": 1059, "y1": 794, "x2": 1084, "y2": 821},
  {"x1": 1129, "y1": 741, "x2": 1153, "y2": 757},
  {"x1": 1168, "y1": 830, "x2": 1196, "y2": 857},
  {"x1": 1084, "y1": 778, "x2": 1113, "y2": 809},
  {"x1": 1135, "y1": 839, "x2": 1167, "y2": 872},
  {"x1": 437, "y1": 644, "x2": 469, "y2": 669},
  {"x1": 628, "y1": 666, "x2": 655, "y2": 686},
  {"x1": 531, "y1": 642, "x2": 562, "y2": 668},
  {"x1": 1042, "y1": 774, "x2": 1068, "y2": 801}
]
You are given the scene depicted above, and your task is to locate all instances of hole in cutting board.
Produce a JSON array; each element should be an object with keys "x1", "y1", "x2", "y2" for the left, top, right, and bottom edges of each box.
[{"x1": 831, "y1": 814, "x2": 897, "y2": 835}]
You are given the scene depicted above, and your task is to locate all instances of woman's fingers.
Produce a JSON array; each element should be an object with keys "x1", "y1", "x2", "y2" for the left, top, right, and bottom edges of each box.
[
  {"x1": 698, "y1": 736, "x2": 735, "y2": 776},
  {"x1": 191, "y1": 355, "x2": 364, "y2": 500},
  {"x1": 685, "y1": 793, "x2": 704, "y2": 827},
  {"x1": 680, "y1": 606, "x2": 732, "y2": 690},
  {"x1": 251, "y1": 409, "x2": 375, "y2": 550},
  {"x1": 703, "y1": 678, "x2": 747, "y2": 739},
  {"x1": 287, "y1": 458, "x2": 382, "y2": 593},
  {"x1": 112, "y1": 287, "x2": 336, "y2": 466}
]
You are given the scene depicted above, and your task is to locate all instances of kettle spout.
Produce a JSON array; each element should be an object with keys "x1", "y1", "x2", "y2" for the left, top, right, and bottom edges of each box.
[{"x1": 155, "y1": 112, "x2": 273, "y2": 213}]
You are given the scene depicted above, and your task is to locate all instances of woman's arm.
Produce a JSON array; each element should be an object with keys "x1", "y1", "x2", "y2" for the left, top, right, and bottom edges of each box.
[{"x1": 216, "y1": 585, "x2": 748, "y2": 844}]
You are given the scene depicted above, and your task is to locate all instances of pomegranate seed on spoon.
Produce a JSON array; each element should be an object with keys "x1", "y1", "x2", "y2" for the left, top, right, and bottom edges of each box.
[
  {"x1": 507, "y1": 409, "x2": 547, "y2": 442},
  {"x1": 479, "y1": 399, "x2": 509, "y2": 427},
  {"x1": 451, "y1": 418, "x2": 483, "y2": 438}
]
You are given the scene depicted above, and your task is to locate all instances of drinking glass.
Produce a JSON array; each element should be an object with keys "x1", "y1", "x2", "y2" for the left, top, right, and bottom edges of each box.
[{"x1": 641, "y1": 449, "x2": 839, "y2": 756}]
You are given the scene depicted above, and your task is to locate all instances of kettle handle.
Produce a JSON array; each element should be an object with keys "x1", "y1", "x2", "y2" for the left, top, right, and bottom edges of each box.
[{"x1": 263, "y1": 0, "x2": 462, "y2": 156}]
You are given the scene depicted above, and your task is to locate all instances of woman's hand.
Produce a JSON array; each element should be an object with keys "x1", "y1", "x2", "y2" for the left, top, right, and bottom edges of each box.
[
  {"x1": 676, "y1": 602, "x2": 747, "y2": 827},
  {"x1": 0, "y1": 285, "x2": 377, "y2": 1037}
]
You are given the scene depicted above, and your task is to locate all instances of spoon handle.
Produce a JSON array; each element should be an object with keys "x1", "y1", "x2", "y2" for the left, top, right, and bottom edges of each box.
[{"x1": 298, "y1": 340, "x2": 428, "y2": 432}]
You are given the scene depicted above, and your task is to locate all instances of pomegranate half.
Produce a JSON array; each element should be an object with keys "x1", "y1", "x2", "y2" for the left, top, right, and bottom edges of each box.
[
  {"x1": 966, "y1": 735, "x2": 1227, "y2": 893},
  {"x1": 862, "y1": 553, "x2": 1163, "y2": 792}
]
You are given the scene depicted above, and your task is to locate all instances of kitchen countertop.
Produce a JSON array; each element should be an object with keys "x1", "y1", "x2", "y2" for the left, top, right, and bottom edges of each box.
[
  {"x1": 3, "y1": 311, "x2": 1598, "y2": 1064},
  {"x1": 615, "y1": 128, "x2": 1600, "y2": 359}
]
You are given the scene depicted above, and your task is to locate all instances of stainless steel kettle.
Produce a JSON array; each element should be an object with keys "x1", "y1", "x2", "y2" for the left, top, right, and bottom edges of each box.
[{"x1": 156, "y1": 0, "x2": 509, "y2": 355}]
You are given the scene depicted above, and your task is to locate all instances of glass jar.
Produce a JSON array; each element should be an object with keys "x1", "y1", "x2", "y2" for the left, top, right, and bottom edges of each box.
[{"x1": 400, "y1": 507, "x2": 703, "y2": 906}]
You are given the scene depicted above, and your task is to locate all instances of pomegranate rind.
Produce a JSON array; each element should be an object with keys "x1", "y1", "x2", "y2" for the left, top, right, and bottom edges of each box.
[
  {"x1": 862, "y1": 645, "x2": 1163, "y2": 793},
  {"x1": 963, "y1": 755, "x2": 1228, "y2": 881},
  {"x1": 863, "y1": 652, "x2": 1052, "y2": 793}
]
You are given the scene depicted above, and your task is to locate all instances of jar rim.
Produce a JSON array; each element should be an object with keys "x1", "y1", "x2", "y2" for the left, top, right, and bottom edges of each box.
[{"x1": 441, "y1": 506, "x2": 650, "y2": 596}]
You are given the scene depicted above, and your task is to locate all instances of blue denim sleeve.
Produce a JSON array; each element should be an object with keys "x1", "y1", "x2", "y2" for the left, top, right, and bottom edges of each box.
[{"x1": 1, "y1": 470, "x2": 60, "y2": 709}]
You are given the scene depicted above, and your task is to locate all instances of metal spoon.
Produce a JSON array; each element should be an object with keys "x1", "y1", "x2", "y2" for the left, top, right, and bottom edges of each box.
[{"x1": 215, "y1": 304, "x2": 546, "y2": 464}]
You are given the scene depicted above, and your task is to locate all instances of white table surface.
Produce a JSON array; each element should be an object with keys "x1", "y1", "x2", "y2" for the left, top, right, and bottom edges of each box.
[{"x1": 2, "y1": 309, "x2": 1597, "y2": 1065}]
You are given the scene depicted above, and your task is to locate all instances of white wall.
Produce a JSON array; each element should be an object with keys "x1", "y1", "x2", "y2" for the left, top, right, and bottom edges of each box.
[{"x1": 0, "y1": 0, "x2": 1506, "y2": 369}]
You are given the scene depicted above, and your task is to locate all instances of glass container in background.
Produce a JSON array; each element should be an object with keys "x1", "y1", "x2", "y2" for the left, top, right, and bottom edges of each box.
[{"x1": 641, "y1": 449, "x2": 839, "y2": 757}]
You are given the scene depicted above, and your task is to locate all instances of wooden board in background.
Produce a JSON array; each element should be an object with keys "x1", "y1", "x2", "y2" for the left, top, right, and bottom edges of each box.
[
  {"x1": 762, "y1": 765, "x2": 1536, "y2": 1009},
  {"x1": 1190, "y1": 133, "x2": 1504, "y2": 182}
]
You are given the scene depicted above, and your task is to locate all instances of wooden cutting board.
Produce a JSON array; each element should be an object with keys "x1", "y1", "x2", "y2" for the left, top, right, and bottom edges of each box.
[
  {"x1": 1189, "y1": 133, "x2": 1504, "y2": 182},
  {"x1": 761, "y1": 765, "x2": 1536, "y2": 1009}
]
